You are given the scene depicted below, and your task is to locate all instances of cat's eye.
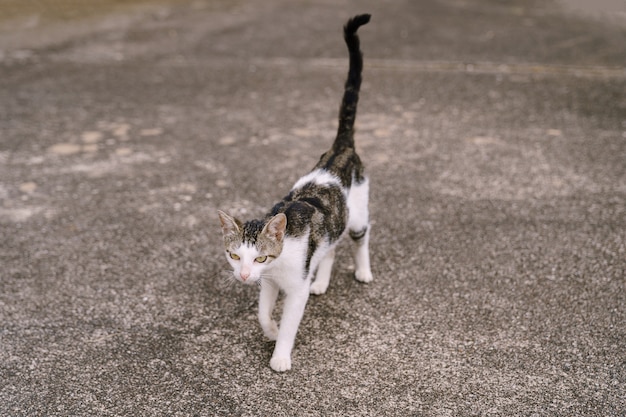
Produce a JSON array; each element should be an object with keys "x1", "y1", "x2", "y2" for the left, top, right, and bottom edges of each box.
[
  {"x1": 229, "y1": 253, "x2": 240, "y2": 260},
  {"x1": 255, "y1": 256, "x2": 268, "y2": 263}
]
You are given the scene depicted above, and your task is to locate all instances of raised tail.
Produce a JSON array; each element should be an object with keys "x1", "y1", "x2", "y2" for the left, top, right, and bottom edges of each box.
[{"x1": 333, "y1": 14, "x2": 370, "y2": 151}]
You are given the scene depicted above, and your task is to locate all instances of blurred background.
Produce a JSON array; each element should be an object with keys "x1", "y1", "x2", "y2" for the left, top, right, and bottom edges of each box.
[{"x1": 1, "y1": 1, "x2": 624, "y2": 416}]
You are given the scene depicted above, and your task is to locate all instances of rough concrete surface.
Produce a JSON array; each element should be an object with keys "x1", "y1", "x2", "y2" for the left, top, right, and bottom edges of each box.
[{"x1": 1, "y1": 0, "x2": 624, "y2": 416}]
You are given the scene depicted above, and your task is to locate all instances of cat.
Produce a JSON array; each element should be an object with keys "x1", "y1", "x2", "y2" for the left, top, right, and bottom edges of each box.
[{"x1": 218, "y1": 14, "x2": 373, "y2": 372}]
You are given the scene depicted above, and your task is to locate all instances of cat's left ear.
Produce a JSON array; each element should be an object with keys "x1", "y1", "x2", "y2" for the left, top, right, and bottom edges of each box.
[{"x1": 262, "y1": 213, "x2": 287, "y2": 242}]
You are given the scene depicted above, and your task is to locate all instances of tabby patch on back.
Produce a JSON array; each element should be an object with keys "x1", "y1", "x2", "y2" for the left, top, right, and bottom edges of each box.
[{"x1": 218, "y1": 14, "x2": 373, "y2": 372}]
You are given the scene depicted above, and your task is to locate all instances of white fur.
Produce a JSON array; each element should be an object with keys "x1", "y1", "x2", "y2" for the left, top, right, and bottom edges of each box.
[
  {"x1": 292, "y1": 169, "x2": 343, "y2": 191},
  {"x1": 263, "y1": 177, "x2": 373, "y2": 371},
  {"x1": 347, "y1": 177, "x2": 369, "y2": 232},
  {"x1": 310, "y1": 248, "x2": 335, "y2": 295},
  {"x1": 259, "y1": 232, "x2": 342, "y2": 371},
  {"x1": 225, "y1": 175, "x2": 374, "y2": 372},
  {"x1": 259, "y1": 234, "x2": 313, "y2": 372},
  {"x1": 347, "y1": 178, "x2": 373, "y2": 282}
]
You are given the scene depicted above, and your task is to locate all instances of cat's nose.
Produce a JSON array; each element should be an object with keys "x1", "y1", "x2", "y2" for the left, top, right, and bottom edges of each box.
[{"x1": 240, "y1": 270, "x2": 250, "y2": 281}]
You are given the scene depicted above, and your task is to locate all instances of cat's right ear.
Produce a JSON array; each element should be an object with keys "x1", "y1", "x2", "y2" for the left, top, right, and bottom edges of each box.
[
  {"x1": 218, "y1": 210, "x2": 241, "y2": 236},
  {"x1": 262, "y1": 213, "x2": 287, "y2": 243}
]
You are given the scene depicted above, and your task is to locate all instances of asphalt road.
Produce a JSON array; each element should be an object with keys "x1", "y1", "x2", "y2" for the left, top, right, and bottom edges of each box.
[{"x1": 1, "y1": 0, "x2": 625, "y2": 415}]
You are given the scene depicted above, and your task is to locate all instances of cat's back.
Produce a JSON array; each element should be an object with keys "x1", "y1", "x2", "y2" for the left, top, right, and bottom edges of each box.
[{"x1": 270, "y1": 168, "x2": 348, "y2": 241}]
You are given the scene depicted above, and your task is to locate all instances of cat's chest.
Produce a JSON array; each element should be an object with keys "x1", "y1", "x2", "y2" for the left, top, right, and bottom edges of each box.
[{"x1": 263, "y1": 236, "x2": 309, "y2": 283}]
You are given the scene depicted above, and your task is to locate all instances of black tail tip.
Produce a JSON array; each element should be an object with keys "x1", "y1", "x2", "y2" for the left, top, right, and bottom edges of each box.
[{"x1": 345, "y1": 14, "x2": 371, "y2": 35}]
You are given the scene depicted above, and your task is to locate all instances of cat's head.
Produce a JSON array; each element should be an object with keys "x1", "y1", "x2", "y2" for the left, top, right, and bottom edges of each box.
[{"x1": 218, "y1": 210, "x2": 286, "y2": 284}]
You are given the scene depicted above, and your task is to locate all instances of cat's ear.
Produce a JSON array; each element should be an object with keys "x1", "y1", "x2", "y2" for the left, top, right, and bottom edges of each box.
[
  {"x1": 218, "y1": 210, "x2": 241, "y2": 237},
  {"x1": 262, "y1": 213, "x2": 287, "y2": 242}
]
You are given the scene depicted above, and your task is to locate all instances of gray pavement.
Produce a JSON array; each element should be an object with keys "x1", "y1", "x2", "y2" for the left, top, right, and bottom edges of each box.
[{"x1": 1, "y1": 0, "x2": 625, "y2": 415}]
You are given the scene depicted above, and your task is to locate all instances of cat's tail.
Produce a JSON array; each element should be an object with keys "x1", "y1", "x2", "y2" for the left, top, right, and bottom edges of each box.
[{"x1": 333, "y1": 14, "x2": 370, "y2": 151}]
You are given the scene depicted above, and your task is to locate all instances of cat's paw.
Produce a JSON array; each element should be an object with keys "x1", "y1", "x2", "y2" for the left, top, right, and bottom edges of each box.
[
  {"x1": 355, "y1": 269, "x2": 373, "y2": 283},
  {"x1": 269, "y1": 356, "x2": 292, "y2": 372},
  {"x1": 262, "y1": 320, "x2": 279, "y2": 341},
  {"x1": 310, "y1": 280, "x2": 329, "y2": 295}
]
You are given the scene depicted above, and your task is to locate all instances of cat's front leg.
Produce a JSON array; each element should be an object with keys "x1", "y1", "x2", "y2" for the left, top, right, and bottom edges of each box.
[
  {"x1": 269, "y1": 285, "x2": 310, "y2": 372},
  {"x1": 258, "y1": 280, "x2": 280, "y2": 341},
  {"x1": 310, "y1": 248, "x2": 335, "y2": 295}
]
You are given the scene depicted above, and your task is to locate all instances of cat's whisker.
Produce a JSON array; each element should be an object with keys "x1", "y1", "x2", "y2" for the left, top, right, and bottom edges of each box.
[
  {"x1": 202, "y1": 265, "x2": 237, "y2": 290},
  {"x1": 217, "y1": 270, "x2": 238, "y2": 290}
]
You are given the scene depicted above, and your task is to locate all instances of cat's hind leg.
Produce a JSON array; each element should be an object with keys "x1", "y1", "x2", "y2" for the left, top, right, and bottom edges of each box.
[
  {"x1": 258, "y1": 280, "x2": 280, "y2": 341},
  {"x1": 350, "y1": 225, "x2": 373, "y2": 283},
  {"x1": 310, "y1": 248, "x2": 335, "y2": 295},
  {"x1": 347, "y1": 178, "x2": 373, "y2": 283}
]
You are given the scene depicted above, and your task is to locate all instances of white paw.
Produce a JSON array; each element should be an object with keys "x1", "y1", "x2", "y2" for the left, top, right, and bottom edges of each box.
[
  {"x1": 262, "y1": 321, "x2": 279, "y2": 341},
  {"x1": 270, "y1": 356, "x2": 291, "y2": 372},
  {"x1": 355, "y1": 269, "x2": 373, "y2": 283},
  {"x1": 310, "y1": 280, "x2": 329, "y2": 295}
]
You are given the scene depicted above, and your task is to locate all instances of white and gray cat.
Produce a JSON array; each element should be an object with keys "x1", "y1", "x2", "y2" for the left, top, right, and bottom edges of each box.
[{"x1": 218, "y1": 14, "x2": 373, "y2": 372}]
